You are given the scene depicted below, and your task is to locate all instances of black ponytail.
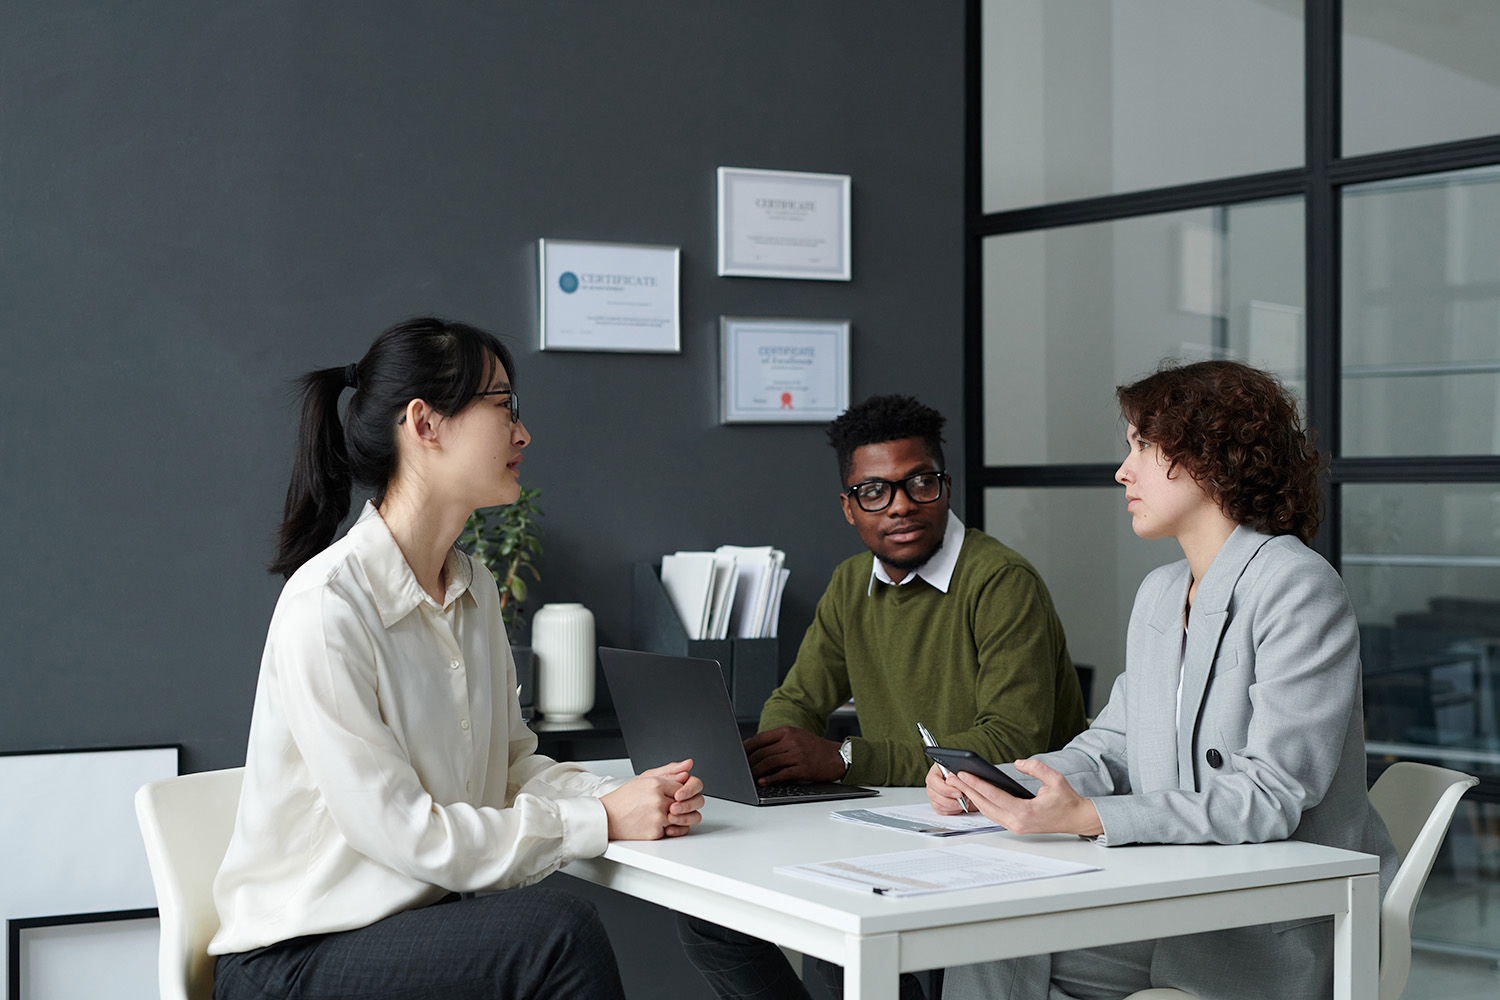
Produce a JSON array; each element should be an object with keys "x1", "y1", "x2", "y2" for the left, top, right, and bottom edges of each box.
[{"x1": 270, "y1": 317, "x2": 515, "y2": 578}]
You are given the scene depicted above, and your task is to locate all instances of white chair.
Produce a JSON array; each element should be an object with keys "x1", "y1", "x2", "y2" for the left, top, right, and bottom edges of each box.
[
  {"x1": 1123, "y1": 761, "x2": 1478, "y2": 1000},
  {"x1": 1367, "y1": 761, "x2": 1478, "y2": 1000},
  {"x1": 135, "y1": 768, "x2": 244, "y2": 1000}
]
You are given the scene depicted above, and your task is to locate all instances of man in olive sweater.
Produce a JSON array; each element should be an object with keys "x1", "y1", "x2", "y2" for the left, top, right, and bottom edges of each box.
[
  {"x1": 744, "y1": 393, "x2": 1086, "y2": 789},
  {"x1": 679, "y1": 394, "x2": 1086, "y2": 1000}
]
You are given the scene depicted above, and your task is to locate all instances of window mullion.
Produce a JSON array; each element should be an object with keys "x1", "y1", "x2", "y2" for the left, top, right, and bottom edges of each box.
[{"x1": 1306, "y1": 0, "x2": 1342, "y2": 565}]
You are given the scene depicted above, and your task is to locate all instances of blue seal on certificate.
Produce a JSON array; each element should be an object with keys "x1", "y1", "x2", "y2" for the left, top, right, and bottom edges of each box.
[{"x1": 558, "y1": 271, "x2": 579, "y2": 294}]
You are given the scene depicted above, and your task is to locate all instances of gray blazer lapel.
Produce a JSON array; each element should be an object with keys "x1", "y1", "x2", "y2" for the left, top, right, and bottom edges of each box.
[
  {"x1": 1176, "y1": 527, "x2": 1275, "y2": 787},
  {"x1": 1177, "y1": 607, "x2": 1228, "y2": 785},
  {"x1": 1136, "y1": 566, "x2": 1191, "y2": 792}
]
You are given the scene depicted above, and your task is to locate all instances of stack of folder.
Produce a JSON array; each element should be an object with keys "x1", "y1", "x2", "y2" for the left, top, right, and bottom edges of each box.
[{"x1": 658, "y1": 546, "x2": 788, "y2": 641}]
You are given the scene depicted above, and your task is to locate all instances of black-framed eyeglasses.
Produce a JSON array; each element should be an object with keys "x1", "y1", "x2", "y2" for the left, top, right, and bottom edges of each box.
[
  {"x1": 845, "y1": 470, "x2": 948, "y2": 513},
  {"x1": 397, "y1": 388, "x2": 521, "y2": 426},
  {"x1": 475, "y1": 388, "x2": 521, "y2": 423}
]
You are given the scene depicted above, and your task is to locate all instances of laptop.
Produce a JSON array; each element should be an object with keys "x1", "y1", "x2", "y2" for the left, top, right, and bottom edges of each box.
[{"x1": 598, "y1": 647, "x2": 879, "y2": 806}]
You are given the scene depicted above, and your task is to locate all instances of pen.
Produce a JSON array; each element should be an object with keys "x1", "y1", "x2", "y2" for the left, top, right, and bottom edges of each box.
[{"x1": 916, "y1": 722, "x2": 970, "y2": 813}]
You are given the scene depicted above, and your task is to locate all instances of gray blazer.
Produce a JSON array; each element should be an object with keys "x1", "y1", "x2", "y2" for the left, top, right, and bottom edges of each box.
[{"x1": 1012, "y1": 526, "x2": 1398, "y2": 997}]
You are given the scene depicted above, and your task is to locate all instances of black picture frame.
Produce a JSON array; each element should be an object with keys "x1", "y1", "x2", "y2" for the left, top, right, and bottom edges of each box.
[{"x1": 8, "y1": 908, "x2": 158, "y2": 1000}]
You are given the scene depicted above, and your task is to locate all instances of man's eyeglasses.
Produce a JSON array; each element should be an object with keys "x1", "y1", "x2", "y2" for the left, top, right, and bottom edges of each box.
[
  {"x1": 475, "y1": 388, "x2": 521, "y2": 423},
  {"x1": 845, "y1": 471, "x2": 948, "y2": 513}
]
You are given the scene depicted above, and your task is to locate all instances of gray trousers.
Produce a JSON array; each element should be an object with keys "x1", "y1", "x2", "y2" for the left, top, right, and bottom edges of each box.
[{"x1": 212, "y1": 886, "x2": 625, "y2": 1000}]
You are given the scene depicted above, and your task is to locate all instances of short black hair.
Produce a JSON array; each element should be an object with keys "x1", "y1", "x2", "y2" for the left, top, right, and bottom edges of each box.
[{"x1": 827, "y1": 394, "x2": 947, "y2": 483}]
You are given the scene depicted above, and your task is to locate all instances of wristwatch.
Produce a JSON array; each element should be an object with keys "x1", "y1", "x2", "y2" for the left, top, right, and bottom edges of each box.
[{"x1": 838, "y1": 737, "x2": 853, "y2": 776}]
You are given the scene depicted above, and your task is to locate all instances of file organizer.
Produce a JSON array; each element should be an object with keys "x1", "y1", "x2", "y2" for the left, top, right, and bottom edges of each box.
[{"x1": 632, "y1": 563, "x2": 779, "y2": 721}]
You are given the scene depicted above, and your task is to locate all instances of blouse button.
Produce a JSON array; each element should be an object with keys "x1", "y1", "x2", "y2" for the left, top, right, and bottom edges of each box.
[
  {"x1": 460, "y1": 719, "x2": 470, "y2": 731},
  {"x1": 1206, "y1": 748, "x2": 1223, "y2": 769},
  {"x1": 449, "y1": 659, "x2": 460, "y2": 670}
]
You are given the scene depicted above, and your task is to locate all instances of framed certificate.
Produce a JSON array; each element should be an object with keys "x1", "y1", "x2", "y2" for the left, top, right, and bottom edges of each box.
[
  {"x1": 539, "y1": 239, "x2": 681, "y2": 352},
  {"x1": 720, "y1": 317, "x2": 851, "y2": 424},
  {"x1": 717, "y1": 167, "x2": 851, "y2": 281}
]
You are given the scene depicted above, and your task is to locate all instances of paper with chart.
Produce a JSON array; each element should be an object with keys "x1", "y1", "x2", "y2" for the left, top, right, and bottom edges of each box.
[
  {"x1": 777, "y1": 843, "x2": 1098, "y2": 897},
  {"x1": 831, "y1": 804, "x2": 1004, "y2": 837}
]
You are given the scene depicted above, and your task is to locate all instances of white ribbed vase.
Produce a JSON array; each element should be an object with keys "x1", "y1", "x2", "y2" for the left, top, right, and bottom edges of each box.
[{"x1": 532, "y1": 603, "x2": 595, "y2": 721}]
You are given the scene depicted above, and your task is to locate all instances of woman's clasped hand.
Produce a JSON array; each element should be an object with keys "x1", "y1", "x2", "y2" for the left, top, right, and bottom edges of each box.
[{"x1": 603, "y1": 759, "x2": 705, "y2": 839}]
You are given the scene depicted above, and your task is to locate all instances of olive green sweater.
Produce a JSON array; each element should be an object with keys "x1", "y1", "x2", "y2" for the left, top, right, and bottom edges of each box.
[{"x1": 759, "y1": 528, "x2": 1086, "y2": 786}]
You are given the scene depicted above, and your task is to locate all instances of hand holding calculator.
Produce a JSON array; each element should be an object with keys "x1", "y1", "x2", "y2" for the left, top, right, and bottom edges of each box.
[{"x1": 922, "y1": 746, "x2": 1036, "y2": 800}]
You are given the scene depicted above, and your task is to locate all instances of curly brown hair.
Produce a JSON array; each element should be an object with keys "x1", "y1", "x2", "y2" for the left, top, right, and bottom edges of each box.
[{"x1": 1116, "y1": 360, "x2": 1323, "y2": 544}]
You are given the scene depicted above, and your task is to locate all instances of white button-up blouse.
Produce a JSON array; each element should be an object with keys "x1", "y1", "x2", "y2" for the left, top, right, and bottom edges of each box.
[{"x1": 210, "y1": 502, "x2": 617, "y2": 955}]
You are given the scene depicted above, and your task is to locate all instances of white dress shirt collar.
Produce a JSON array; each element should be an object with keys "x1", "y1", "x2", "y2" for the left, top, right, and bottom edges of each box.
[
  {"x1": 348, "y1": 501, "x2": 476, "y2": 628},
  {"x1": 868, "y1": 509, "x2": 966, "y2": 595}
]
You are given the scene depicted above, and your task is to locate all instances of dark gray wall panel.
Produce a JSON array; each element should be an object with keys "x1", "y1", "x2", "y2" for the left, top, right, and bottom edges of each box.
[{"x1": 0, "y1": 1, "x2": 965, "y2": 773}]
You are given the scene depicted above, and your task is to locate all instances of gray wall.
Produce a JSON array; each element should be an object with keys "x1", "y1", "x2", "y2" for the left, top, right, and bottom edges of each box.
[{"x1": 0, "y1": 2, "x2": 966, "y2": 773}]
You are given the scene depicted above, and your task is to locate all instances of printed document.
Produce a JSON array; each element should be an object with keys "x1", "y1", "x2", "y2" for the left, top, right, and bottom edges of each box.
[{"x1": 777, "y1": 843, "x2": 1099, "y2": 897}]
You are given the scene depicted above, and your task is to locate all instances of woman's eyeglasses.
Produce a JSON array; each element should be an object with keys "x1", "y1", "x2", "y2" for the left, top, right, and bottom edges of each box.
[{"x1": 474, "y1": 388, "x2": 520, "y2": 423}]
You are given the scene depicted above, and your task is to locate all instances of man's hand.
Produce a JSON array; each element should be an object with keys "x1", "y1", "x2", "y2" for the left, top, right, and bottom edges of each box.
[
  {"x1": 743, "y1": 726, "x2": 845, "y2": 784},
  {"x1": 601, "y1": 759, "x2": 705, "y2": 840},
  {"x1": 939, "y1": 758, "x2": 1103, "y2": 837}
]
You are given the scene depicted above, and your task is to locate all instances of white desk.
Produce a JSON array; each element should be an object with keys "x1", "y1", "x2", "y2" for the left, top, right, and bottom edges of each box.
[{"x1": 562, "y1": 760, "x2": 1380, "y2": 1000}]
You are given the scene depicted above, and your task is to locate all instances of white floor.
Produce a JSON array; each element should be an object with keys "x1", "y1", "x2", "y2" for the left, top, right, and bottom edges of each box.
[
  {"x1": 1403, "y1": 950, "x2": 1500, "y2": 999},
  {"x1": 1402, "y1": 864, "x2": 1500, "y2": 999}
]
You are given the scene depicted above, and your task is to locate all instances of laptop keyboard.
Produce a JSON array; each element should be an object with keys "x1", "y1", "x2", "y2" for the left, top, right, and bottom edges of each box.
[{"x1": 759, "y1": 783, "x2": 836, "y2": 800}]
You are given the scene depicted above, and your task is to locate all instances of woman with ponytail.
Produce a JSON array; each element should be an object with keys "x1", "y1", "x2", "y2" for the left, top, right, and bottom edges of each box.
[{"x1": 209, "y1": 318, "x2": 702, "y2": 1000}]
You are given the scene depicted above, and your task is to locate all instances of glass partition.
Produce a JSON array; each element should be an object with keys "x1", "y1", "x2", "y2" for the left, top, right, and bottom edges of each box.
[
  {"x1": 983, "y1": 198, "x2": 1304, "y2": 466},
  {"x1": 982, "y1": 486, "x2": 1180, "y2": 713},
  {"x1": 1347, "y1": 480, "x2": 1500, "y2": 969},
  {"x1": 1342, "y1": 166, "x2": 1500, "y2": 457},
  {"x1": 981, "y1": 0, "x2": 1303, "y2": 213},
  {"x1": 1343, "y1": 0, "x2": 1500, "y2": 157},
  {"x1": 1345, "y1": 481, "x2": 1500, "y2": 779}
]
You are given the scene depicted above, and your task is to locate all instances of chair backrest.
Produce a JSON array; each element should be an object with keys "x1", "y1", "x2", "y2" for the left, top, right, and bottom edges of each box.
[
  {"x1": 1367, "y1": 761, "x2": 1478, "y2": 1000},
  {"x1": 135, "y1": 768, "x2": 244, "y2": 1000}
]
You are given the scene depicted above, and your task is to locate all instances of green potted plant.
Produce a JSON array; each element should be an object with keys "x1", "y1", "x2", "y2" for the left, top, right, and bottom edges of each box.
[{"x1": 459, "y1": 486, "x2": 543, "y2": 709}]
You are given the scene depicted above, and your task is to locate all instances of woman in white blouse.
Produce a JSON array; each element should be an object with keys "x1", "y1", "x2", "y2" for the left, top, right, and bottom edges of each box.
[{"x1": 209, "y1": 317, "x2": 703, "y2": 999}]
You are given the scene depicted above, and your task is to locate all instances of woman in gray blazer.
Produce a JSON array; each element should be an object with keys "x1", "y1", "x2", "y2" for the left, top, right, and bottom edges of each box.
[{"x1": 932, "y1": 360, "x2": 1397, "y2": 1000}]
